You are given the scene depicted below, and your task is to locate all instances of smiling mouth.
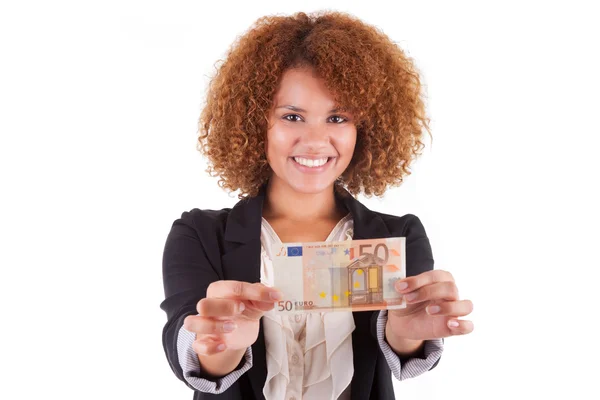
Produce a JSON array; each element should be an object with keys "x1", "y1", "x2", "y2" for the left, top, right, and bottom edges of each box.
[{"x1": 291, "y1": 156, "x2": 334, "y2": 168}]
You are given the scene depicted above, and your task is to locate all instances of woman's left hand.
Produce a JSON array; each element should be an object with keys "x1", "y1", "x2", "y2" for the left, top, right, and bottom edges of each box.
[{"x1": 387, "y1": 270, "x2": 474, "y2": 340}]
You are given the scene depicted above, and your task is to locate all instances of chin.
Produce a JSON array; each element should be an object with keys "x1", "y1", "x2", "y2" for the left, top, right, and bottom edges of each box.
[{"x1": 283, "y1": 176, "x2": 336, "y2": 195}]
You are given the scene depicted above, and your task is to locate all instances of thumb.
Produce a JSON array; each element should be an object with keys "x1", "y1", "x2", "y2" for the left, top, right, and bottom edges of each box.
[{"x1": 241, "y1": 299, "x2": 276, "y2": 319}]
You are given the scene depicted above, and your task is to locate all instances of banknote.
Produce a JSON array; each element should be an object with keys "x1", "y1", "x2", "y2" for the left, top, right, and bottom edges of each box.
[{"x1": 272, "y1": 237, "x2": 406, "y2": 313}]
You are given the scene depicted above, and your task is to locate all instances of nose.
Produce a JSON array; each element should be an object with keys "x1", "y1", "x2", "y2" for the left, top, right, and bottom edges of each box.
[{"x1": 299, "y1": 123, "x2": 331, "y2": 150}]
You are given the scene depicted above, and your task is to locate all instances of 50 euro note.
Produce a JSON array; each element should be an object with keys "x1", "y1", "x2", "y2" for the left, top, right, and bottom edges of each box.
[{"x1": 272, "y1": 237, "x2": 407, "y2": 313}]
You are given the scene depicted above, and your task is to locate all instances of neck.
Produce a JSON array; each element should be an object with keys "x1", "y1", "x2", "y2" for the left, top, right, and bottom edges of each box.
[{"x1": 262, "y1": 178, "x2": 345, "y2": 222}]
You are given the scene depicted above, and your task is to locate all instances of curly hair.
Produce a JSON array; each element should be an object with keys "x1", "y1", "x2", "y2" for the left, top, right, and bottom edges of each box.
[{"x1": 197, "y1": 10, "x2": 432, "y2": 198}]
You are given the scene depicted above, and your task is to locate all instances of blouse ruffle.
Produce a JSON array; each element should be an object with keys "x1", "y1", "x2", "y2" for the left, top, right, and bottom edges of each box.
[{"x1": 260, "y1": 215, "x2": 355, "y2": 400}]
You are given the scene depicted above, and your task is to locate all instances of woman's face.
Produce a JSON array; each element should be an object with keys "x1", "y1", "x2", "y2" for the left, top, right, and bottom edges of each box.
[{"x1": 266, "y1": 67, "x2": 357, "y2": 195}]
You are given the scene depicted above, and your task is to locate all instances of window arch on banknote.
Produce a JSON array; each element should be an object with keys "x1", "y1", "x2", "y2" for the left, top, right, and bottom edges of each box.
[{"x1": 347, "y1": 253, "x2": 384, "y2": 306}]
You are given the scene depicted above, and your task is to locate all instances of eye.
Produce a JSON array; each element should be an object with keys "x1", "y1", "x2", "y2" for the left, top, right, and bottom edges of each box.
[
  {"x1": 283, "y1": 114, "x2": 302, "y2": 122},
  {"x1": 282, "y1": 114, "x2": 348, "y2": 123},
  {"x1": 329, "y1": 115, "x2": 347, "y2": 124}
]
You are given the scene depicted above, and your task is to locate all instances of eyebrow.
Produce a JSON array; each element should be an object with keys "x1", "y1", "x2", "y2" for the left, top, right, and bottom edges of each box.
[{"x1": 275, "y1": 105, "x2": 344, "y2": 113}]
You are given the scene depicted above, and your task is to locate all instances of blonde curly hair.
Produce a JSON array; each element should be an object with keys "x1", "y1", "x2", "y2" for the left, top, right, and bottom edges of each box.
[{"x1": 197, "y1": 10, "x2": 432, "y2": 198}]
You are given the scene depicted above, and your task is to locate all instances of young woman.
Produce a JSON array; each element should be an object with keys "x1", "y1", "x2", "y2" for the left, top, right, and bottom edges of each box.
[{"x1": 160, "y1": 11, "x2": 474, "y2": 400}]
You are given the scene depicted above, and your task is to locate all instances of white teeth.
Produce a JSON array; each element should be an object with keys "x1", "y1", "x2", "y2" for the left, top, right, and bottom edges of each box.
[{"x1": 293, "y1": 157, "x2": 329, "y2": 167}]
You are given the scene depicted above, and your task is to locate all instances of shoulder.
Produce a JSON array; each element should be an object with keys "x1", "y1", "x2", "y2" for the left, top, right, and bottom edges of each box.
[
  {"x1": 178, "y1": 207, "x2": 232, "y2": 227},
  {"x1": 369, "y1": 210, "x2": 435, "y2": 274},
  {"x1": 169, "y1": 207, "x2": 232, "y2": 240},
  {"x1": 372, "y1": 210, "x2": 429, "y2": 239}
]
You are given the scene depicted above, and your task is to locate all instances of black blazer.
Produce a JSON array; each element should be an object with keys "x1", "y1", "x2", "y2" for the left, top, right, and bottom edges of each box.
[{"x1": 160, "y1": 184, "x2": 441, "y2": 400}]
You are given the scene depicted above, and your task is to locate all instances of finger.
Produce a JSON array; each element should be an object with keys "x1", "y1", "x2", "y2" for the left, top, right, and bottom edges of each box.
[
  {"x1": 207, "y1": 280, "x2": 282, "y2": 302},
  {"x1": 403, "y1": 281, "x2": 459, "y2": 304},
  {"x1": 447, "y1": 319, "x2": 474, "y2": 335},
  {"x1": 426, "y1": 299, "x2": 473, "y2": 317},
  {"x1": 395, "y1": 270, "x2": 454, "y2": 293},
  {"x1": 197, "y1": 298, "x2": 245, "y2": 317},
  {"x1": 192, "y1": 338, "x2": 227, "y2": 356},
  {"x1": 183, "y1": 315, "x2": 238, "y2": 334},
  {"x1": 234, "y1": 299, "x2": 277, "y2": 320},
  {"x1": 246, "y1": 299, "x2": 277, "y2": 312}
]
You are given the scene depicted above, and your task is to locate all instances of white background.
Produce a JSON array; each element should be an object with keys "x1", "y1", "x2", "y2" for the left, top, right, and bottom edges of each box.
[{"x1": 1, "y1": 1, "x2": 599, "y2": 399}]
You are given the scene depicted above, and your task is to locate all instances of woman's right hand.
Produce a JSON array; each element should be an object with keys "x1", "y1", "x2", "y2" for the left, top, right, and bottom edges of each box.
[{"x1": 183, "y1": 280, "x2": 282, "y2": 356}]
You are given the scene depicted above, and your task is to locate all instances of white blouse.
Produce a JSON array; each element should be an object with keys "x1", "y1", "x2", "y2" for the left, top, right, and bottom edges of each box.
[{"x1": 259, "y1": 213, "x2": 355, "y2": 400}]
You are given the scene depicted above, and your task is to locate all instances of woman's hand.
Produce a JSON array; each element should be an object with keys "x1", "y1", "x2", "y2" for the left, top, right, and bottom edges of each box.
[
  {"x1": 387, "y1": 270, "x2": 474, "y2": 341},
  {"x1": 183, "y1": 280, "x2": 282, "y2": 356}
]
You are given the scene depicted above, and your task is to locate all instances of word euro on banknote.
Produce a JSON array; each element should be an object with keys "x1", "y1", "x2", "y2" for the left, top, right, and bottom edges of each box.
[{"x1": 272, "y1": 237, "x2": 406, "y2": 313}]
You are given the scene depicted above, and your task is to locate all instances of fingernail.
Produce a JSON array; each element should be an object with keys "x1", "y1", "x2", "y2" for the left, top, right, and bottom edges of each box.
[
  {"x1": 427, "y1": 305, "x2": 441, "y2": 314},
  {"x1": 405, "y1": 292, "x2": 418, "y2": 302},
  {"x1": 395, "y1": 281, "x2": 408, "y2": 291},
  {"x1": 223, "y1": 321, "x2": 237, "y2": 332},
  {"x1": 270, "y1": 291, "x2": 282, "y2": 300},
  {"x1": 238, "y1": 302, "x2": 245, "y2": 313},
  {"x1": 448, "y1": 320, "x2": 459, "y2": 328},
  {"x1": 216, "y1": 343, "x2": 226, "y2": 352}
]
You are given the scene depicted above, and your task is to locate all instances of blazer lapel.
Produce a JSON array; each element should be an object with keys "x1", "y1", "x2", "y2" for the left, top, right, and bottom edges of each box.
[
  {"x1": 335, "y1": 187, "x2": 390, "y2": 242},
  {"x1": 221, "y1": 185, "x2": 268, "y2": 400}
]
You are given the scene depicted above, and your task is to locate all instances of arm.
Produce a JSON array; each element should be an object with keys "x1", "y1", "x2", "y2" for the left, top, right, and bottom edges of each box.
[
  {"x1": 375, "y1": 310, "x2": 444, "y2": 381},
  {"x1": 384, "y1": 326, "x2": 425, "y2": 358},
  {"x1": 374, "y1": 214, "x2": 444, "y2": 379},
  {"x1": 160, "y1": 210, "x2": 250, "y2": 393},
  {"x1": 177, "y1": 321, "x2": 253, "y2": 393},
  {"x1": 196, "y1": 347, "x2": 247, "y2": 379}
]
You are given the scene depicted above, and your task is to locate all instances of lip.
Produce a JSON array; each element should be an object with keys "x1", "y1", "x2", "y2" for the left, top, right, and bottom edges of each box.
[
  {"x1": 290, "y1": 155, "x2": 335, "y2": 159},
  {"x1": 289, "y1": 156, "x2": 335, "y2": 174}
]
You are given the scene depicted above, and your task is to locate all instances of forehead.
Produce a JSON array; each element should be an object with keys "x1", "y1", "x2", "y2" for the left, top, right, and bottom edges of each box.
[{"x1": 273, "y1": 67, "x2": 338, "y2": 106}]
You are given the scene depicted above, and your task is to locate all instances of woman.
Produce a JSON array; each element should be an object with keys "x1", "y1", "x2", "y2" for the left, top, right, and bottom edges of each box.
[{"x1": 160, "y1": 11, "x2": 474, "y2": 400}]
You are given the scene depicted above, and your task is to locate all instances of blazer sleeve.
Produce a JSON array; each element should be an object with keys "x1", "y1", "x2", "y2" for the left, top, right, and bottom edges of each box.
[{"x1": 159, "y1": 210, "x2": 251, "y2": 393}]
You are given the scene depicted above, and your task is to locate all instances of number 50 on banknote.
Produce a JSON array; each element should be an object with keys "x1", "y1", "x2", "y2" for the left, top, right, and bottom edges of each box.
[{"x1": 272, "y1": 237, "x2": 407, "y2": 313}]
